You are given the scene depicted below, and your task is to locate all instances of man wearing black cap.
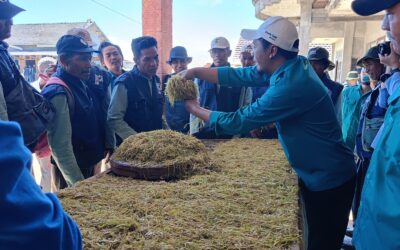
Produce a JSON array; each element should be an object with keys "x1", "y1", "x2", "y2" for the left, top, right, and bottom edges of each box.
[
  {"x1": 308, "y1": 47, "x2": 343, "y2": 120},
  {"x1": 42, "y1": 35, "x2": 108, "y2": 189},
  {"x1": 341, "y1": 71, "x2": 371, "y2": 151},
  {"x1": 164, "y1": 46, "x2": 192, "y2": 133},
  {"x1": 351, "y1": 1, "x2": 400, "y2": 248},
  {"x1": 0, "y1": 1, "x2": 57, "y2": 150}
]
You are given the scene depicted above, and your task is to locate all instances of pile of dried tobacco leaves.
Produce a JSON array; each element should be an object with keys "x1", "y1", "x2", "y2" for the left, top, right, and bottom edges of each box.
[
  {"x1": 58, "y1": 139, "x2": 300, "y2": 249},
  {"x1": 113, "y1": 130, "x2": 210, "y2": 172}
]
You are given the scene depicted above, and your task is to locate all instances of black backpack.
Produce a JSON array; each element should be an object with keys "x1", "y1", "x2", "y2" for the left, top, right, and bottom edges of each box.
[{"x1": 3, "y1": 66, "x2": 55, "y2": 149}]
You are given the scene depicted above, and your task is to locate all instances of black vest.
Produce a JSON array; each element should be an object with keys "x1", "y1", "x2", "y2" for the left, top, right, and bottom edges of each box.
[
  {"x1": 42, "y1": 68, "x2": 105, "y2": 168},
  {"x1": 1, "y1": 42, "x2": 54, "y2": 148},
  {"x1": 321, "y1": 74, "x2": 343, "y2": 105},
  {"x1": 117, "y1": 67, "x2": 163, "y2": 133}
]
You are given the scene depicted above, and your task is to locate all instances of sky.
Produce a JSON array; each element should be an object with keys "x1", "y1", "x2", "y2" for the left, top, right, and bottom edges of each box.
[{"x1": 11, "y1": 0, "x2": 263, "y2": 67}]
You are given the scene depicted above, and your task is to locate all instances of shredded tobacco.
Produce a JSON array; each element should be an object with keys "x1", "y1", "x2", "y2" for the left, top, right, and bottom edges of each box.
[
  {"x1": 58, "y1": 139, "x2": 300, "y2": 249},
  {"x1": 113, "y1": 130, "x2": 210, "y2": 172},
  {"x1": 165, "y1": 75, "x2": 198, "y2": 105}
]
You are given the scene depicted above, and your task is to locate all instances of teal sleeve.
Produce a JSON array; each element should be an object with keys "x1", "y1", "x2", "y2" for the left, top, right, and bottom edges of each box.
[
  {"x1": 107, "y1": 83, "x2": 137, "y2": 140},
  {"x1": 217, "y1": 66, "x2": 270, "y2": 88},
  {"x1": 209, "y1": 84, "x2": 303, "y2": 135},
  {"x1": 0, "y1": 82, "x2": 8, "y2": 121},
  {"x1": 47, "y1": 95, "x2": 84, "y2": 186}
]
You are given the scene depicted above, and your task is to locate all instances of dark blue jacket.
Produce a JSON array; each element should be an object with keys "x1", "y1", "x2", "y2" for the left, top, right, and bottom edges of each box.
[
  {"x1": 320, "y1": 73, "x2": 343, "y2": 105},
  {"x1": 0, "y1": 121, "x2": 82, "y2": 250},
  {"x1": 42, "y1": 67, "x2": 105, "y2": 168},
  {"x1": 115, "y1": 66, "x2": 163, "y2": 133},
  {"x1": 164, "y1": 74, "x2": 190, "y2": 133},
  {"x1": 197, "y1": 64, "x2": 242, "y2": 139},
  {"x1": 110, "y1": 69, "x2": 126, "y2": 91},
  {"x1": 85, "y1": 65, "x2": 113, "y2": 137}
]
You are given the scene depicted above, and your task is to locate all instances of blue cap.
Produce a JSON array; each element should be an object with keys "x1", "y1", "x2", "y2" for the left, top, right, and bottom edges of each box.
[
  {"x1": 352, "y1": 0, "x2": 400, "y2": 16},
  {"x1": 167, "y1": 46, "x2": 192, "y2": 64},
  {"x1": 0, "y1": 0, "x2": 25, "y2": 19},
  {"x1": 56, "y1": 35, "x2": 98, "y2": 55}
]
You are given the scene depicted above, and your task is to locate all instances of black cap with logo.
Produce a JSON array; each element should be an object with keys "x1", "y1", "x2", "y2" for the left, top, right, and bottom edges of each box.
[
  {"x1": 307, "y1": 47, "x2": 336, "y2": 71},
  {"x1": 56, "y1": 35, "x2": 98, "y2": 55}
]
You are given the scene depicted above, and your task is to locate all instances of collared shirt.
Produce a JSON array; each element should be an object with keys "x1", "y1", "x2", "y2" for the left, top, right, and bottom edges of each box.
[
  {"x1": 210, "y1": 56, "x2": 356, "y2": 191},
  {"x1": 107, "y1": 82, "x2": 137, "y2": 140},
  {"x1": 353, "y1": 75, "x2": 400, "y2": 249}
]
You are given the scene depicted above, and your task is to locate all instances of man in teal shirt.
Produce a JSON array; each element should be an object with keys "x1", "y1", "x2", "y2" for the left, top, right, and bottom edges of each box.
[
  {"x1": 351, "y1": 0, "x2": 400, "y2": 248},
  {"x1": 181, "y1": 16, "x2": 355, "y2": 250},
  {"x1": 341, "y1": 73, "x2": 371, "y2": 151}
]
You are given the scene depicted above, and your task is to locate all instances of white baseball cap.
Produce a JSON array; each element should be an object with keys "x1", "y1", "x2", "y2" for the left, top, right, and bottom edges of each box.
[
  {"x1": 210, "y1": 37, "x2": 230, "y2": 50},
  {"x1": 241, "y1": 16, "x2": 299, "y2": 52}
]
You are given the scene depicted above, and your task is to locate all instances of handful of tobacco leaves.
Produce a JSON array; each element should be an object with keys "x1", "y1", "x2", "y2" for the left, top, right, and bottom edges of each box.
[{"x1": 165, "y1": 75, "x2": 198, "y2": 105}]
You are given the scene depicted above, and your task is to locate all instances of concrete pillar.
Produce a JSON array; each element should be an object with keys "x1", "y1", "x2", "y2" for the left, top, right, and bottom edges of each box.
[
  {"x1": 142, "y1": 0, "x2": 173, "y2": 81},
  {"x1": 299, "y1": 0, "x2": 312, "y2": 56},
  {"x1": 341, "y1": 21, "x2": 355, "y2": 82}
]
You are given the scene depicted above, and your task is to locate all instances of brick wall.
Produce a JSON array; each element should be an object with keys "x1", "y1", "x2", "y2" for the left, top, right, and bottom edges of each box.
[{"x1": 142, "y1": 0, "x2": 173, "y2": 82}]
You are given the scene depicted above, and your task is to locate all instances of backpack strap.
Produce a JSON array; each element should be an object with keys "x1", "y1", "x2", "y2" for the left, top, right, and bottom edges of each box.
[{"x1": 45, "y1": 77, "x2": 75, "y2": 117}]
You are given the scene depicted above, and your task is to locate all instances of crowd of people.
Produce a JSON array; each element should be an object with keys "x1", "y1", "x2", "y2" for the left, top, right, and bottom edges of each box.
[{"x1": 0, "y1": 0, "x2": 399, "y2": 249}]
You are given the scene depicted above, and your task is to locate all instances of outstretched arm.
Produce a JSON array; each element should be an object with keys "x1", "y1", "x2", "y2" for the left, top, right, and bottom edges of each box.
[{"x1": 180, "y1": 66, "x2": 270, "y2": 88}]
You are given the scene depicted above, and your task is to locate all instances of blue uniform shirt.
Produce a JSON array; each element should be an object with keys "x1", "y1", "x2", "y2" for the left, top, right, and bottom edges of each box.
[
  {"x1": 353, "y1": 74, "x2": 400, "y2": 250},
  {"x1": 354, "y1": 84, "x2": 386, "y2": 159},
  {"x1": 0, "y1": 121, "x2": 82, "y2": 250},
  {"x1": 210, "y1": 56, "x2": 356, "y2": 191}
]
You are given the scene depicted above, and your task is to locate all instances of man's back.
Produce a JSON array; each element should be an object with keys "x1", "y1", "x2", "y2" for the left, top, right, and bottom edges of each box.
[{"x1": 0, "y1": 41, "x2": 53, "y2": 147}]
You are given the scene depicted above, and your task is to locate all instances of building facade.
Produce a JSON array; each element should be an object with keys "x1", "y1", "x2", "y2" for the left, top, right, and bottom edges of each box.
[
  {"x1": 5, "y1": 19, "x2": 109, "y2": 77},
  {"x1": 251, "y1": 0, "x2": 385, "y2": 82}
]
